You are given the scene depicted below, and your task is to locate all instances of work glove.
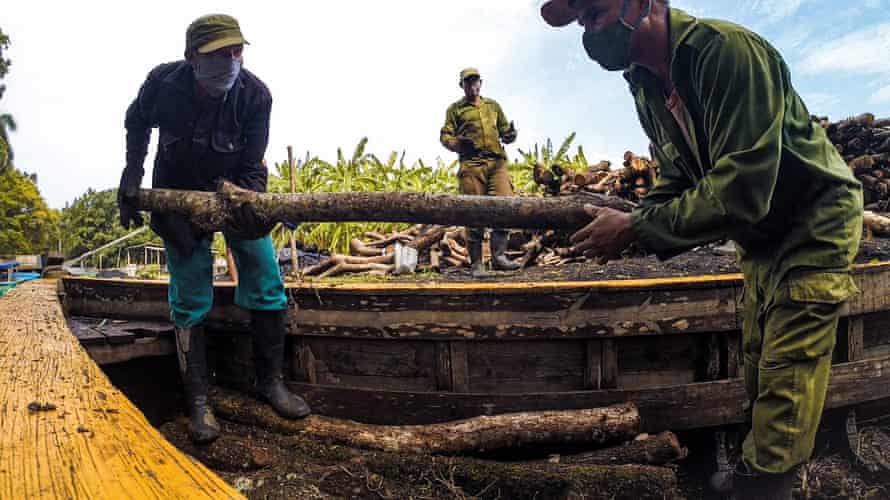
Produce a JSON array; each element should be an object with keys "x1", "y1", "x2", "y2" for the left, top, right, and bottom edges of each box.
[
  {"x1": 117, "y1": 166, "x2": 144, "y2": 229},
  {"x1": 227, "y1": 202, "x2": 276, "y2": 241},
  {"x1": 501, "y1": 121, "x2": 518, "y2": 145}
]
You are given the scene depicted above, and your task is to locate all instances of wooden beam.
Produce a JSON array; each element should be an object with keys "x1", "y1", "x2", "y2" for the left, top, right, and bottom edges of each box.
[
  {"x1": 86, "y1": 337, "x2": 175, "y2": 366},
  {"x1": 435, "y1": 341, "x2": 453, "y2": 391},
  {"x1": 450, "y1": 341, "x2": 470, "y2": 393},
  {"x1": 601, "y1": 339, "x2": 618, "y2": 389},
  {"x1": 585, "y1": 340, "x2": 603, "y2": 390}
]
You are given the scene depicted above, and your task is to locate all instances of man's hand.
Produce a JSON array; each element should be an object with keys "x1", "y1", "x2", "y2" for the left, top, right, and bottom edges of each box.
[
  {"x1": 118, "y1": 192, "x2": 144, "y2": 229},
  {"x1": 118, "y1": 167, "x2": 144, "y2": 229},
  {"x1": 569, "y1": 205, "x2": 638, "y2": 263},
  {"x1": 501, "y1": 121, "x2": 518, "y2": 145}
]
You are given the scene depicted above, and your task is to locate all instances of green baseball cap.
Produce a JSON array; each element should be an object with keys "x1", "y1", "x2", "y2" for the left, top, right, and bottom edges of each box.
[
  {"x1": 187, "y1": 14, "x2": 249, "y2": 54},
  {"x1": 459, "y1": 67, "x2": 481, "y2": 83}
]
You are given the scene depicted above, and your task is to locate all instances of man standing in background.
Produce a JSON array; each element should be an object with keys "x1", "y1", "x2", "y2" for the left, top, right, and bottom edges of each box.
[{"x1": 441, "y1": 68, "x2": 521, "y2": 278}]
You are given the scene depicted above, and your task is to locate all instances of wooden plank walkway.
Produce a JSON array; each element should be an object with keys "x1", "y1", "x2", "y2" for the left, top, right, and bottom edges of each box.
[{"x1": 0, "y1": 280, "x2": 241, "y2": 499}]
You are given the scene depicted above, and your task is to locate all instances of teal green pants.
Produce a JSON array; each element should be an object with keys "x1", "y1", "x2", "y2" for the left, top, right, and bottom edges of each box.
[{"x1": 165, "y1": 235, "x2": 287, "y2": 328}]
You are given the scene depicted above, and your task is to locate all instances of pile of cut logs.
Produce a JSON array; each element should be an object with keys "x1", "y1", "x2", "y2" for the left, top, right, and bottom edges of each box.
[
  {"x1": 302, "y1": 152, "x2": 656, "y2": 278},
  {"x1": 535, "y1": 151, "x2": 659, "y2": 202},
  {"x1": 816, "y1": 113, "x2": 890, "y2": 209},
  {"x1": 815, "y1": 113, "x2": 890, "y2": 237}
]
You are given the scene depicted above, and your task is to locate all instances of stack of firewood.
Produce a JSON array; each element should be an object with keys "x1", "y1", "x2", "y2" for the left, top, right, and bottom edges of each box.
[
  {"x1": 817, "y1": 113, "x2": 890, "y2": 208},
  {"x1": 535, "y1": 151, "x2": 659, "y2": 202}
]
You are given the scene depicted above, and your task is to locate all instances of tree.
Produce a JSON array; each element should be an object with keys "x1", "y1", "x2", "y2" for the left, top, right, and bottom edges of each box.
[
  {"x1": 59, "y1": 188, "x2": 159, "y2": 261},
  {"x1": 0, "y1": 27, "x2": 13, "y2": 172},
  {"x1": 0, "y1": 168, "x2": 59, "y2": 255}
]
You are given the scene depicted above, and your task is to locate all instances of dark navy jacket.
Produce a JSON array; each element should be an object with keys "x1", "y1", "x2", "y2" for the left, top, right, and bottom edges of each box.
[{"x1": 124, "y1": 60, "x2": 271, "y2": 249}]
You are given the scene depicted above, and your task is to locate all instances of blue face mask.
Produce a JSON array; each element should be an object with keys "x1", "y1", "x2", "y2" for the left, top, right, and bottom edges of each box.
[{"x1": 194, "y1": 54, "x2": 241, "y2": 97}]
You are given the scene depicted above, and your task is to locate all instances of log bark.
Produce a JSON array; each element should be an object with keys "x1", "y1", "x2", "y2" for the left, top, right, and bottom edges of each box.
[
  {"x1": 210, "y1": 387, "x2": 640, "y2": 456},
  {"x1": 136, "y1": 181, "x2": 635, "y2": 233},
  {"x1": 551, "y1": 431, "x2": 687, "y2": 466}
]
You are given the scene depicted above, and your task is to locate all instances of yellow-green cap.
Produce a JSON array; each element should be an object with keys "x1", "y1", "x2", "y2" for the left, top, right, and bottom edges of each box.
[
  {"x1": 459, "y1": 67, "x2": 481, "y2": 83},
  {"x1": 186, "y1": 14, "x2": 249, "y2": 54}
]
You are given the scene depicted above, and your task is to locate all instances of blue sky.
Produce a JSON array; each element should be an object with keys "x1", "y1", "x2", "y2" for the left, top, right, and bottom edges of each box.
[{"x1": 3, "y1": 0, "x2": 889, "y2": 208}]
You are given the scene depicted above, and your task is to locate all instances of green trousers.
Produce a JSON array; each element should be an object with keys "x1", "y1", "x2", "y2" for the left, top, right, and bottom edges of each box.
[
  {"x1": 458, "y1": 156, "x2": 513, "y2": 243},
  {"x1": 165, "y1": 235, "x2": 287, "y2": 328},
  {"x1": 740, "y1": 262, "x2": 859, "y2": 474}
]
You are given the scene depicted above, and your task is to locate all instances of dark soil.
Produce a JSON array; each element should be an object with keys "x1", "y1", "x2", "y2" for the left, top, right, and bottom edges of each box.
[
  {"x1": 385, "y1": 239, "x2": 890, "y2": 284},
  {"x1": 98, "y1": 357, "x2": 890, "y2": 499}
]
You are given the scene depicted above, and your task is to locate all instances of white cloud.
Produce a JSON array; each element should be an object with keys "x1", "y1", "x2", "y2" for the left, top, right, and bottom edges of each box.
[{"x1": 799, "y1": 23, "x2": 890, "y2": 75}]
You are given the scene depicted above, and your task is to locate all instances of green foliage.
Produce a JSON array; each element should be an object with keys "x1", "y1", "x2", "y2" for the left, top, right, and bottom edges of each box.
[
  {"x1": 0, "y1": 167, "x2": 59, "y2": 255},
  {"x1": 59, "y1": 188, "x2": 161, "y2": 263},
  {"x1": 268, "y1": 138, "x2": 460, "y2": 255}
]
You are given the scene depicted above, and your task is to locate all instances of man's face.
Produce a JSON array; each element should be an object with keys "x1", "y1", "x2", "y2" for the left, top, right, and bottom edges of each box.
[{"x1": 461, "y1": 76, "x2": 482, "y2": 98}]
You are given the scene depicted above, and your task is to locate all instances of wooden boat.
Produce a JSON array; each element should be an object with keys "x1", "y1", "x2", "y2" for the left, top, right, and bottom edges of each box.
[{"x1": 60, "y1": 261, "x2": 890, "y2": 433}]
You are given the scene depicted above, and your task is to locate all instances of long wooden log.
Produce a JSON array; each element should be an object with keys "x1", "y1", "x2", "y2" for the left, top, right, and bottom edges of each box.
[
  {"x1": 210, "y1": 387, "x2": 640, "y2": 455},
  {"x1": 135, "y1": 181, "x2": 635, "y2": 233},
  {"x1": 552, "y1": 431, "x2": 688, "y2": 466}
]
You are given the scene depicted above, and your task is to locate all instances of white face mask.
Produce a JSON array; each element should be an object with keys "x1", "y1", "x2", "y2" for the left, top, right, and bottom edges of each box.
[{"x1": 194, "y1": 54, "x2": 242, "y2": 97}]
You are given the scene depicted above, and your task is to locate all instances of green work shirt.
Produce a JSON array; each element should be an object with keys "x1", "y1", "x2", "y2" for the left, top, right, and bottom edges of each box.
[
  {"x1": 628, "y1": 8, "x2": 862, "y2": 285},
  {"x1": 440, "y1": 97, "x2": 512, "y2": 160}
]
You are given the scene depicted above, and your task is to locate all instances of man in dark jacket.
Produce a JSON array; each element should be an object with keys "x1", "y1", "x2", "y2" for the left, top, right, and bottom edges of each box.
[
  {"x1": 541, "y1": 1, "x2": 862, "y2": 498},
  {"x1": 118, "y1": 14, "x2": 310, "y2": 444}
]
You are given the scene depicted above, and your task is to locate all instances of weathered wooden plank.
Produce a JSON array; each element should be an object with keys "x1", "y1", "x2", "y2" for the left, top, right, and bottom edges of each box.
[
  {"x1": 287, "y1": 354, "x2": 890, "y2": 431},
  {"x1": 468, "y1": 340, "x2": 586, "y2": 393},
  {"x1": 435, "y1": 341, "x2": 453, "y2": 391},
  {"x1": 0, "y1": 281, "x2": 240, "y2": 499},
  {"x1": 450, "y1": 341, "x2": 470, "y2": 393},
  {"x1": 86, "y1": 337, "x2": 175, "y2": 365},
  {"x1": 585, "y1": 340, "x2": 602, "y2": 390},
  {"x1": 602, "y1": 339, "x2": 618, "y2": 389},
  {"x1": 724, "y1": 332, "x2": 742, "y2": 378}
]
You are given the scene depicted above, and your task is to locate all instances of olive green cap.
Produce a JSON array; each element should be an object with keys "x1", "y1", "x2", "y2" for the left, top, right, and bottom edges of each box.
[
  {"x1": 186, "y1": 14, "x2": 249, "y2": 54},
  {"x1": 459, "y1": 67, "x2": 481, "y2": 83}
]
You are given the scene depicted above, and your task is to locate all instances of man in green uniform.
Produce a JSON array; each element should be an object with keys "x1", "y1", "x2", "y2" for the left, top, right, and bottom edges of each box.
[
  {"x1": 541, "y1": 1, "x2": 862, "y2": 498},
  {"x1": 119, "y1": 14, "x2": 311, "y2": 444},
  {"x1": 441, "y1": 68, "x2": 520, "y2": 278}
]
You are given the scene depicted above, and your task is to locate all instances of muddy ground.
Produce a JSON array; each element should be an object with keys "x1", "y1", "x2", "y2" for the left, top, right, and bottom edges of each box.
[{"x1": 106, "y1": 357, "x2": 890, "y2": 500}]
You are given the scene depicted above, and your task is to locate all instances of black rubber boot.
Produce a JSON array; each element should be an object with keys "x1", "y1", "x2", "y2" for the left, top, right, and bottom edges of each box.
[
  {"x1": 174, "y1": 325, "x2": 220, "y2": 444},
  {"x1": 468, "y1": 238, "x2": 492, "y2": 279},
  {"x1": 732, "y1": 461, "x2": 798, "y2": 500},
  {"x1": 251, "y1": 310, "x2": 311, "y2": 419},
  {"x1": 490, "y1": 231, "x2": 520, "y2": 271}
]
